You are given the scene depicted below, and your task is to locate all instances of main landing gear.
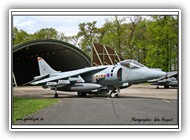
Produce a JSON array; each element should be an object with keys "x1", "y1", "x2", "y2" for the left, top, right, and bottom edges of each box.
[
  {"x1": 109, "y1": 87, "x2": 120, "y2": 98},
  {"x1": 156, "y1": 82, "x2": 159, "y2": 89},
  {"x1": 54, "y1": 86, "x2": 59, "y2": 98},
  {"x1": 77, "y1": 92, "x2": 87, "y2": 97}
]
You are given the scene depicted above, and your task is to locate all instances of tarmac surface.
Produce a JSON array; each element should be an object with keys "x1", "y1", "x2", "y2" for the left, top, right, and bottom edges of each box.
[{"x1": 13, "y1": 84, "x2": 178, "y2": 125}]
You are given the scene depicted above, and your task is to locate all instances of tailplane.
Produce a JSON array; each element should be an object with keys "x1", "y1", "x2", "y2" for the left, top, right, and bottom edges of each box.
[{"x1": 37, "y1": 57, "x2": 59, "y2": 76}]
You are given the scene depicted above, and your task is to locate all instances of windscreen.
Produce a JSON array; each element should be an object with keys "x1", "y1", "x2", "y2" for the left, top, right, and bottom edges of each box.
[{"x1": 120, "y1": 60, "x2": 144, "y2": 69}]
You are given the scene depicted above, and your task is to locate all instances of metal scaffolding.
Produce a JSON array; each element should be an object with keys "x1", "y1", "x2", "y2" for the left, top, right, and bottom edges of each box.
[
  {"x1": 13, "y1": 72, "x2": 17, "y2": 87},
  {"x1": 92, "y1": 43, "x2": 124, "y2": 66}
]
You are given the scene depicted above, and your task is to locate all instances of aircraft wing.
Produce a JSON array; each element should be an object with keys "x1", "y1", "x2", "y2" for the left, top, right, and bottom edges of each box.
[
  {"x1": 166, "y1": 71, "x2": 177, "y2": 78},
  {"x1": 31, "y1": 66, "x2": 108, "y2": 85},
  {"x1": 23, "y1": 74, "x2": 50, "y2": 86},
  {"x1": 147, "y1": 76, "x2": 166, "y2": 83}
]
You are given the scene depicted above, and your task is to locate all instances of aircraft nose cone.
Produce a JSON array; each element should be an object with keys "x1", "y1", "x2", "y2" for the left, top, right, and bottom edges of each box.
[
  {"x1": 156, "y1": 70, "x2": 166, "y2": 77},
  {"x1": 147, "y1": 69, "x2": 166, "y2": 80}
]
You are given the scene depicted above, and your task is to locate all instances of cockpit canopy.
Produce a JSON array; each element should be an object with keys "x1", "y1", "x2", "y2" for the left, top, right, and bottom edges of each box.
[{"x1": 119, "y1": 60, "x2": 145, "y2": 69}]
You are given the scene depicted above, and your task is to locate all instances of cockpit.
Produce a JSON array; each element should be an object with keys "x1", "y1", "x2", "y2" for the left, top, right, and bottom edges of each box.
[{"x1": 119, "y1": 60, "x2": 145, "y2": 69}]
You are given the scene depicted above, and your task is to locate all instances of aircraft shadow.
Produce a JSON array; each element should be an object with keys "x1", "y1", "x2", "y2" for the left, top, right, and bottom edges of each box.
[
  {"x1": 44, "y1": 94, "x2": 164, "y2": 101},
  {"x1": 134, "y1": 86, "x2": 178, "y2": 89},
  {"x1": 14, "y1": 91, "x2": 175, "y2": 100}
]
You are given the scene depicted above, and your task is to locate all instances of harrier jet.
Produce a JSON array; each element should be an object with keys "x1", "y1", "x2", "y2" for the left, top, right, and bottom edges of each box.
[
  {"x1": 151, "y1": 77, "x2": 178, "y2": 88},
  {"x1": 31, "y1": 57, "x2": 166, "y2": 98}
]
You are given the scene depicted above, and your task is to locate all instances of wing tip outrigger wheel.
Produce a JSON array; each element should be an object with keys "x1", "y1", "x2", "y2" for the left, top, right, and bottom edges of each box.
[{"x1": 54, "y1": 86, "x2": 59, "y2": 98}]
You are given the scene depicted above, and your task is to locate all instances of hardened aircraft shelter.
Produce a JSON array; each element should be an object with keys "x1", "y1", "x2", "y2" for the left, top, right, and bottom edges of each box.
[{"x1": 13, "y1": 39, "x2": 91, "y2": 86}]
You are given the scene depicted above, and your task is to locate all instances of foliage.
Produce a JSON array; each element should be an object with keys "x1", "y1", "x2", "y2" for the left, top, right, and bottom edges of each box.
[
  {"x1": 13, "y1": 27, "x2": 32, "y2": 45},
  {"x1": 97, "y1": 16, "x2": 127, "y2": 55},
  {"x1": 13, "y1": 27, "x2": 58, "y2": 46},
  {"x1": 32, "y1": 28, "x2": 58, "y2": 40},
  {"x1": 13, "y1": 15, "x2": 178, "y2": 71},
  {"x1": 77, "y1": 21, "x2": 98, "y2": 56},
  {"x1": 145, "y1": 16, "x2": 178, "y2": 71}
]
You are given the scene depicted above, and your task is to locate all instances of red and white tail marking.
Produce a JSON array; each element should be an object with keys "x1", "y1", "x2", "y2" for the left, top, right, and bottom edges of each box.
[{"x1": 37, "y1": 57, "x2": 42, "y2": 61}]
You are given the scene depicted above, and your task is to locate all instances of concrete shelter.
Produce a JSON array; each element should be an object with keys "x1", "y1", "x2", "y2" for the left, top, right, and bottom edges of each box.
[{"x1": 13, "y1": 39, "x2": 91, "y2": 86}]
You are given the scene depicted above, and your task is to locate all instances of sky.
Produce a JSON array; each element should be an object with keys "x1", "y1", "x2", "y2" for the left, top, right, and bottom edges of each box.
[
  {"x1": 13, "y1": 15, "x2": 153, "y2": 36},
  {"x1": 13, "y1": 16, "x2": 119, "y2": 36}
]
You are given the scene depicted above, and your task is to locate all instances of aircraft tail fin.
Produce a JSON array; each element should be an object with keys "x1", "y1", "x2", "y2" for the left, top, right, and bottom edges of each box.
[{"x1": 37, "y1": 57, "x2": 59, "y2": 76}]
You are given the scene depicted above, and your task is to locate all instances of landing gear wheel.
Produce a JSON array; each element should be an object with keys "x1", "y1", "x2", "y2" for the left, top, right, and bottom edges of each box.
[
  {"x1": 54, "y1": 87, "x2": 58, "y2": 98},
  {"x1": 109, "y1": 90, "x2": 119, "y2": 98},
  {"x1": 115, "y1": 94, "x2": 119, "y2": 98},
  {"x1": 164, "y1": 85, "x2": 169, "y2": 88},
  {"x1": 109, "y1": 87, "x2": 120, "y2": 98},
  {"x1": 77, "y1": 92, "x2": 87, "y2": 97},
  {"x1": 156, "y1": 82, "x2": 159, "y2": 89},
  {"x1": 54, "y1": 93, "x2": 58, "y2": 98}
]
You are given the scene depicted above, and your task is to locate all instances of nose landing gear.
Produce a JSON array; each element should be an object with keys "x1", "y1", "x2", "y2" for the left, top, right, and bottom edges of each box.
[{"x1": 109, "y1": 87, "x2": 120, "y2": 98}]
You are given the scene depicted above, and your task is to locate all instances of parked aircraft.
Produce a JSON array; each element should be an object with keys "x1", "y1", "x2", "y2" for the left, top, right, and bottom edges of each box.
[
  {"x1": 151, "y1": 77, "x2": 177, "y2": 88},
  {"x1": 151, "y1": 71, "x2": 178, "y2": 89},
  {"x1": 148, "y1": 71, "x2": 177, "y2": 88},
  {"x1": 31, "y1": 57, "x2": 166, "y2": 98}
]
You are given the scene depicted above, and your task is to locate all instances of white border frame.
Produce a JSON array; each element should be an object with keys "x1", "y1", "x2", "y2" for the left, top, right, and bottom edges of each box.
[{"x1": 9, "y1": 9, "x2": 181, "y2": 131}]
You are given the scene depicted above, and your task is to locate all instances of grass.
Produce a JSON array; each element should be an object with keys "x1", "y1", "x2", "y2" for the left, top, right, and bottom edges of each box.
[{"x1": 13, "y1": 97, "x2": 59, "y2": 123}]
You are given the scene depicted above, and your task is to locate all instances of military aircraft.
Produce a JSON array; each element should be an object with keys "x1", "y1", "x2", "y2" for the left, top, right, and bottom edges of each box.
[
  {"x1": 148, "y1": 71, "x2": 178, "y2": 89},
  {"x1": 31, "y1": 57, "x2": 166, "y2": 98},
  {"x1": 151, "y1": 77, "x2": 178, "y2": 89}
]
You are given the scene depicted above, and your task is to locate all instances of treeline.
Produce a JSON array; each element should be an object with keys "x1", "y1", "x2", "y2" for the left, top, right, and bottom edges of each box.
[{"x1": 13, "y1": 16, "x2": 178, "y2": 71}]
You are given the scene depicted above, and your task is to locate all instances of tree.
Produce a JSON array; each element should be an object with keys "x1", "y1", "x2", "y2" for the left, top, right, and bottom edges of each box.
[
  {"x1": 98, "y1": 16, "x2": 126, "y2": 55},
  {"x1": 33, "y1": 28, "x2": 58, "y2": 40},
  {"x1": 13, "y1": 27, "x2": 31, "y2": 45},
  {"x1": 124, "y1": 16, "x2": 145, "y2": 60},
  {"x1": 146, "y1": 16, "x2": 178, "y2": 71},
  {"x1": 128, "y1": 17, "x2": 149, "y2": 64},
  {"x1": 13, "y1": 16, "x2": 178, "y2": 71},
  {"x1": 77, "y1": 21, "x2": 98, "y2": 56}
]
